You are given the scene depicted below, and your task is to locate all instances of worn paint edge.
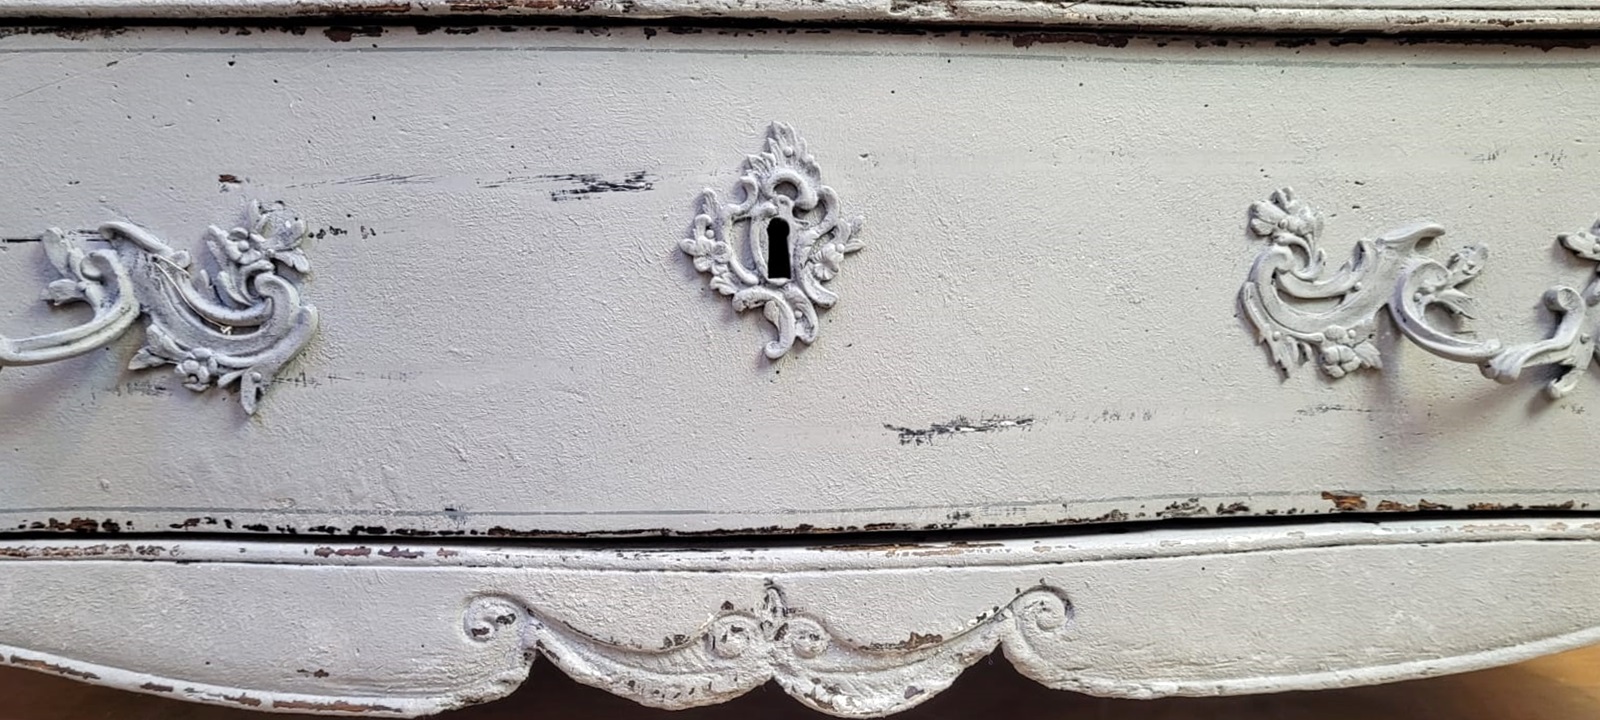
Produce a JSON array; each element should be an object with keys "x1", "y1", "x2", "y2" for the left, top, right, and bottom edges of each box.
[
  {"x1": 0, "y1": 516, "x2": 1594, "y2": 571},
  {"x1": 1, "y1": 1, "x2": 1600, "y2": 33},
  {"x1": 4, "y1": 489, "x2": 1592, "y2": 541},
  {"x1": 0, "y1": 647, "x2": 441, "y2": 716},
  {"x1": 1032, "y1": 621, "x2": 1600, "y2": 699},
  {"x1": 8, "y1": 610, "x2": 1600, "y2": 717}
]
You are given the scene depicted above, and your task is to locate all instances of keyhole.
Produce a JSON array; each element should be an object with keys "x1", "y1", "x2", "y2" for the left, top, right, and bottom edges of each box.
[{"x1": 767, "y1": 218, "x2": 792, "y2": 281}]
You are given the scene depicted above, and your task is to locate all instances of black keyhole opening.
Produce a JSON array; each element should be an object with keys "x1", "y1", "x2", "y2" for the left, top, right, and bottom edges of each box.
[{"x1": 767, "y1": 218, "x2": 792, "y2": 281}]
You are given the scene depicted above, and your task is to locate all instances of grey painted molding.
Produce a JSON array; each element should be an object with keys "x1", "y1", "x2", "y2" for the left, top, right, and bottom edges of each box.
[
  {"x1": 0, "y1": 201, "x2": 318, "y2": 414},
  {"x1": 4, "y1": 0, "x2": 1600, "y2": 33},
  {"x1": 7, "y1": 520, "x2": 1600, "y2": 716},
  {"x1": 681, "y1": 122, "x2": 865, "y2": 359},
  {"x1": 1240, "y1": 188, "x2": 1600, "y2": 398}
]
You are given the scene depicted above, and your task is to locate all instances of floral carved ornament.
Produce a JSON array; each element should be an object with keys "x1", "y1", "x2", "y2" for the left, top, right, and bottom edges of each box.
[
  {"x1": 0, "y1": 202, "x2": 317, "y2": 413},
  {"x1": 1240, "y1": 188, "x2": 1600, "y2": 398}
]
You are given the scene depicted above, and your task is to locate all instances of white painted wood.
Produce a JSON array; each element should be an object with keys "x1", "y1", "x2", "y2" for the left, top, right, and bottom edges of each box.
[
  {"x1": 6, "y1": 0, "x2": 1600, "y2": 32},
  {"x1": 2, "y1": 518, "x2": 1598, "y2": 716},
  {"x1": 3, "y1": 26, "x2": 1600, "y2": 537},
  {"x1": 4, "y1": 12, "x2": 1600, "y2": 720}
]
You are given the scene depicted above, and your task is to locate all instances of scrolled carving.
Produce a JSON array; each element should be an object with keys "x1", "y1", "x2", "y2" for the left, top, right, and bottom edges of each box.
[
  {"x1": 1240, "y1": 188, "x2": 1600, "y2": 398},
  {"x1": 464, "y1": 596, "x2": 526, "y2": 643},
  {"x1": 680, "y1": 122, "x2": 865, "y2": 359},
  {"x1": 464, "y1": 583, "x2": 1072, "y2": 717},
  {"x1": 0, "y1": 202, "x2": 318, "y2": 413}
]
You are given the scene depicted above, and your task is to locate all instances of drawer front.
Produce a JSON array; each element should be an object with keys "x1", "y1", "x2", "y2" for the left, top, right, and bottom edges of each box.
[{"x1": 2, "y1": 25, "x2": 1598, "y2": 537}]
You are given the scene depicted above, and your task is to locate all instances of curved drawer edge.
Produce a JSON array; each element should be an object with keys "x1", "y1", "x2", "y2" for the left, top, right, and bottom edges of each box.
[{"x1": 2, "y1": 517, "x2": 1599, "y2": 716}]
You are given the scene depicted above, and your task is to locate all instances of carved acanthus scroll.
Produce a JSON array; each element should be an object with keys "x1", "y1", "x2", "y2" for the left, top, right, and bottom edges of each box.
[
  {"x1": 680, "y1": 122, "x2": 865, "y2": 359},
  {"x1": 1240, "y1": 188, "x2": 1600, "y2": 397},
  {"x1": 0, "y1": 202, "x2": 318, "y2": 413}
]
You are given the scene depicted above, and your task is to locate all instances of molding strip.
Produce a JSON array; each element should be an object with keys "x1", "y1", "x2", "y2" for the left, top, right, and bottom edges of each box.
[
  {"x1": 1, "y1": 519, "x2": 1599, "y2": 716},
  {"x1": 3, "y1": 1, "x2": 1600, "y2": 33}
]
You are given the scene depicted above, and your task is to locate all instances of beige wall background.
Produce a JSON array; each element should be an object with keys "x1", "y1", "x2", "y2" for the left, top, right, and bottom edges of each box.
[{"x1": 4, "y1": 645, "x2": 1599, "y2": 720}]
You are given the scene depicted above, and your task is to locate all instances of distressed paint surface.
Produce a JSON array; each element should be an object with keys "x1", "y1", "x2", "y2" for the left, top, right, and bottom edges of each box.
[
  {"x1": 2, "y1": 519, "x2": 1600, "y2": 715},
  {"x1": 3, "y1": 27, "x2": 1600, "y2": 537}
]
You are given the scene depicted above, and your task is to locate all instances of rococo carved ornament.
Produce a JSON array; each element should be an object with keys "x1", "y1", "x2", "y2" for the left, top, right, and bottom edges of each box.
[
  {"x1": 1240, "y1": 188, "x2": 1600, "y2": 398},
  {"x1": 680, "y1": 122, "x2": 865, "y2": 359},
  {"x1": 464, "y1": 583, "x2": 1071, "y2": 716},
  {"x1": 0, "y1": 202, "x2": 318, "y2": 413}
]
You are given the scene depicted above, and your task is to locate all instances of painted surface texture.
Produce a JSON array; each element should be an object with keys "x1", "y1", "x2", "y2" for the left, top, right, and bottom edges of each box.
[{"x1": 2, "y1": 27, "x2": 1600, "y2": 536}]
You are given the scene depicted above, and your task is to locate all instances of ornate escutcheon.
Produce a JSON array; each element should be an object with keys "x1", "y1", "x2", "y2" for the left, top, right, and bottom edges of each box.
[
  {"x1": 1240, "y1": 188, "x2": 1600, "y2": 398},
  {"x1": 0, "y1": 202, "x2": 318, "y2": 413},
  {"x1": 680, "y1": 122, "x2": 865, "y2": 359}
]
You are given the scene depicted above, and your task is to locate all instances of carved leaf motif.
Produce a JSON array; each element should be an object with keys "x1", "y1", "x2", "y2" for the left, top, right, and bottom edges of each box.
[
  {"x1": 1561, "y1": 228, "x2": 1600, "y2": 258},
  {"x1": 126, "y1": 348, "x2": 168, "y2": 371},
  {"x1": 1351, "y1": 340, "x2": 1384, "y2": 370},
  {"x1": 41, "y1": 279, "x2": 84, "y2": 305}
]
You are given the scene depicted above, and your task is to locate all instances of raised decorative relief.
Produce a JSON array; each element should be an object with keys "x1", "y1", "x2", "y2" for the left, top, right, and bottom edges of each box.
[
  {"x1": 0, "y1": 202, "x2": 318, "y2": 413},
  {"x1": 680, "y1": 122, "x2": 865, "y2": 359},
  {"x1": 465, "y1": 584, "x2": 1071, "y2": 716},
  {"x1": 1240, "y1": 188, "x2": 1600, "y2": 398}
]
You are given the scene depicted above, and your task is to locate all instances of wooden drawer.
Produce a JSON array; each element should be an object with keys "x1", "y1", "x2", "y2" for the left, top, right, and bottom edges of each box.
[
  {"x1": 4, "y1": 24, "x2": 1600, "y2": 536},
  {"x1": 3, "y1": 7, "x2": 1600, "y2": 717}
]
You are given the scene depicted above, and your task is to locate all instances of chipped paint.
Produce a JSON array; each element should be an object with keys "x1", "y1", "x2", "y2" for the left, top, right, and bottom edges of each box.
[
  {"x1": 24, "y1": 517, "x2": 106, "y2": 533},
  {"x1": 884, "y1": 415, "x2": 1034, "y2": 446},
  {"x1": 313, "y1": 546, "x2": 372, "y2": 557},
  {"x1": 8, "y1": 655, "x2": 99, "y2": 680},
  {"x1": 1156, "y1": 498, "x2": 1208, "y2": 519},
  {"x1": 539, "y1": 171, "x2": 656, "y2": 201},
  {"x1": 1321, "y1": 491, "x2": 1368, "y2": 512},
  {"x1": 1459, "y1": 523, "x2": 1536, "y2": 533},
  {"x1": 272, "y1": 699, "x2": 406, "y2": 713},
  {"x1": 1376, "y1": 499, "x2": 1453, "y2": 512},
  {"x1": 865, "y1": 631, "x2": 944, "y2": 652},
  {"x1": 323, "y1": 26, "x2": 384, "y2": 42},
  {"x1": 1010, "y1": 32, "x2": 1130, "y2": 49},
  {"x1": 378, "y1": 546, "x2": 425, "y2": 558},
  {"x1": 446, "y1": 0, "x2": 594, "y2": 12},
  {"x1": 0, "y1": 543, "x2": 169, "y2": 559},
  {"x1": 6, "y1": 496, "x2": 1596, "y2": 544},
  {"x1": 808, "y1": 541, "x2": 1003, "y2": 555}
]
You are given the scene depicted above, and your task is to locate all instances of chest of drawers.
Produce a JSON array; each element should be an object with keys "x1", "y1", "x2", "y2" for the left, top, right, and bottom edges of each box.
[{"x1": 3, "y1": 3, "x2": 1600, "y2": 715}]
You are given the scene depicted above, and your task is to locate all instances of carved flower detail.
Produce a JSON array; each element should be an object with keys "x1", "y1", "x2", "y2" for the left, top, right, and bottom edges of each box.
[
  {"x1": 238, "y1": 201, "x2": 311, "y2": 273},
  {"x1": 176, "y1": 349, "x2": 220, "y2": 391},
  {"x1": 811, "y1": 242, "x2": 847, "y2": 282},
  {"x1": 1248, "y1": 187, "x2": 1323, "y2": 243},
  {"x1": 1317, "y1": 324, "x2": 1381, "y2": 378}
]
